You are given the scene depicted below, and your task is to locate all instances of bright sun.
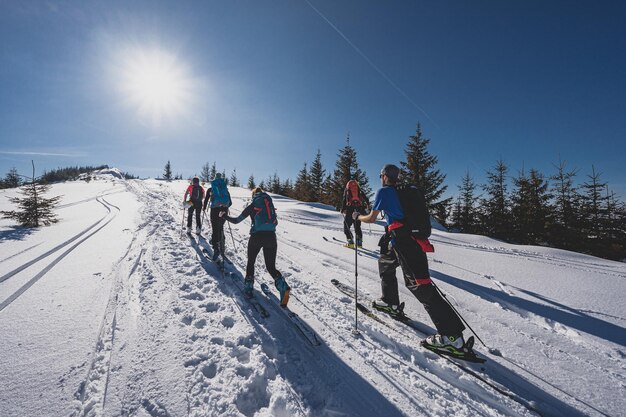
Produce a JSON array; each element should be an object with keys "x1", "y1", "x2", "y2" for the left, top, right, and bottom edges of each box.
[{"x1": 119, "y1": 48, "x2": 195, "y2": 127}]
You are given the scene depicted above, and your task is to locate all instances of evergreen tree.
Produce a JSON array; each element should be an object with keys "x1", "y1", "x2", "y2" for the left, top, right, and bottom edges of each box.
[
  {"x1": 247, "y1": 174, "x2": 256, "y2": 189},
  {"x1": 163, "y1": 161, "x2": 173, "y2": 181},
  {"x1": 330, "y1": 134, "x2": 371, "y2": 210},
  {"x1": 4, "y1": 167, "x2": 21, "y2": 188},
  {"x1": 602, "y1": 188, "x2": 625, "y2": 260},
  {"x1": 456, "y1": 170, "x2": 479, "y2": 233},
  {"x1": 281, "y1": 178, "x2": 293, "y2": 197},
  {"x1": 293, "y1": 162, "x2": 311, "y2": 201},
  {"x1": 549, "y1": 160, "x2": 581, "y2": 249},
  {"x1": 200, "y1": 163, "x2": 211, "y2": 182},
  {"x1": 580, "y1": 166, "x2": 609, "y2": 253},
  {"x1": 2, "y1": 181, "x2": 62, "y2": 227},
  {"x1": 269, "y1": 173, "x2": 281, "y2": 194},
  {"x1": 209, "y1": 162, "x2": 217, "y2": 180},
  {"x1": 309, "y1": 149, "x2": 326, "y2": 202},
  {"x1": 230, "y1": 169, "x2": 240, "y2": 187},
  {"x1": 399, "y1": 123, "x2": 451, "y2": 223},
  {"x1": 510, "y1": 168, "x2": 552, "y2": 245},
  {"x1": 321, "y1": 174, "x2": 334, "y2": 206},
  {"x1": 450, "y1": 195, "x2": 463, "y2": 231},
  {"x1": 480, "y1": 159, "x2": 510, "y2": 239}
]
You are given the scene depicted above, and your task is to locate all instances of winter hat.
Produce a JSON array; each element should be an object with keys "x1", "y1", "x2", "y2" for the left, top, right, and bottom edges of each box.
[
  {"x1": 192, "y1": 176, "x2": 200, "y2": 184},
  {"x1": 215, "y1": 172, "x2": 222, "y2": 179},
  {"x1": 380, "y1": 164, "x2": 400, "y2": 181}
]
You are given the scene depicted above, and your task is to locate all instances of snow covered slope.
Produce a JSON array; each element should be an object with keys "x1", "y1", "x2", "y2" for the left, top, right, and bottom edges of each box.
[{"x1": 1, "y1": 176, "x2": 624, "y2": 417}]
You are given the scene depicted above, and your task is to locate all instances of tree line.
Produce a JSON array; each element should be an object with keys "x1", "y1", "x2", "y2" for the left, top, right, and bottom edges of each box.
[
  {"x1": 0, "y1": 164, "x2": 137, "y2": 188},
  {"x1": 449, "y1": 159, "x2": 626, "y2": 261},
  {"x1": 166, "y1": 123, "x2": 624, "y2": 261}
]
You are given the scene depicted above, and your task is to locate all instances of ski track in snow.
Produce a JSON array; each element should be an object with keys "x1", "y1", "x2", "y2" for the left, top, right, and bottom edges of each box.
[{"x1": 2, "y1": 177, "x2": 624, "y2": 417}]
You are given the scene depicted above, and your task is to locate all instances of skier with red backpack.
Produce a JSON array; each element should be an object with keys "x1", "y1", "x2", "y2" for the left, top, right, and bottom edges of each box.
[
  {"x1": 357, "y1": 164, "x2": 471, "y2": 358},
  {"x1": 202, "y1": 173, "x2": 232, "y2": 262},
  {"x1": 341, "y1": 179, "x2": 370, "y2": 248},
  {"x1": 183, "y1": 176, "x2": 205, "y2": 235},
  {"x1": 222, "y1": 187, "x2": 291, "y2": 306}
]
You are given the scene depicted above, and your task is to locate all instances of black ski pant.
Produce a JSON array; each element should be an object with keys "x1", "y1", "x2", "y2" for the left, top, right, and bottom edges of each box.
[
  {"x1": 246, "y1": 232, "x2": 281, "y2": 281},
  {"x1": 210, "y1": 207, "x2": 227, "y2": 255},
  {"x1": 343, "y1": 206, "x2": 365, "y2": 241},
  {"x1": 378, "y1": 234, "x2": 465, "y2": 336},
  {"x1": 187, "y1": 201, "x2": 202, "y2": 229}
]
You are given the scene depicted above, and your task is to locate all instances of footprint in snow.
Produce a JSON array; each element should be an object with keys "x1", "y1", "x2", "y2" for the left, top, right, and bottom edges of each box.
[
  {"x1": 221, "y1": 316, "x2": 235, "y2": 328},
  {"x1": 202, "y1": 302, "x2": 220, "y2": 313},
  {"x1": 194, "y1": 319, "x2": 207, "y2": 329},
  {"x1": 202, "y1": 363, "x2": 218, "y2": 379},
  {"x1": 183, "y1": 292, "x2": 205, "y2": 301}
]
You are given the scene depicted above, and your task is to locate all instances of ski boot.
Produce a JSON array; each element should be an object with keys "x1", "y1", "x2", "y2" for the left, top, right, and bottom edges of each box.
[
  {"x1": 372, "y1": 298, "x2": 406, "y2": 319},
  {"x1": 356, "y1": 237, "x2": 363, "y2": 248},
  {"x1": 244, "y1": 277, "x2": 254, "y2": 299},
  {"x1": 422, "y1": 334, "x2": 464, "y2": 354},
  {"x1": 196, "y1": 226, "x2": 201, "y2": 235},
  {"x1": 345, "y1": 239, "x2": 355, "y2": 249},
  {"x1": 274, "y1": 275, "x2": 291, "y2": 307},
  {"x1": 421, "y1": 335, "x2": 486, "y2": 363},
  {"x1": 186, "y1": 226, "x2": 192, "y2": 235}
]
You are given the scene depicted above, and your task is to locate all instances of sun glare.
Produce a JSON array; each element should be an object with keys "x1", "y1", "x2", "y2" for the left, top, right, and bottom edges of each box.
[{"x1": 118, "y1": 47, "x2": 196, "y2": 127}]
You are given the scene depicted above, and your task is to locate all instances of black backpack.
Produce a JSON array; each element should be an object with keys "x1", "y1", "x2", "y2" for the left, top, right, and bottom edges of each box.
[
  {"x1": 395, "y1": 184, "x2": 431, "y2": 239},
  {"x1": 191, "y1": 184, "x2": 202, "y2": 204}
]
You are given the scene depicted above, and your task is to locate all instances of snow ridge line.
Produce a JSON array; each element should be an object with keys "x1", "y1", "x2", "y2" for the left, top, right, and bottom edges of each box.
[
  {"x1": 0, "y1": 196, "x2": 119, "y2": 313},
  {"x1": 0, "y1": 194, "x2": 114, "y2": 284}
]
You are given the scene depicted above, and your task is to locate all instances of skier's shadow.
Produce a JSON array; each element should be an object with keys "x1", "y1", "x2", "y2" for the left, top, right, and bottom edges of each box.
[
  {"x1": 0, "y1": 226, "x2": 36, "y2": 242},
  {"x1": 187, "y1": 237, "x2": 407, "y2": 416},
  {"x1": 430, "y1": 269, "x2": 626, "y2": 347}
]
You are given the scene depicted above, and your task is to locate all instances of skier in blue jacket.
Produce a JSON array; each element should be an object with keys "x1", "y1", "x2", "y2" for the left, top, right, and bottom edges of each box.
[{"x1": 357, "y1": 164, "x2": 466, "y2": 355}]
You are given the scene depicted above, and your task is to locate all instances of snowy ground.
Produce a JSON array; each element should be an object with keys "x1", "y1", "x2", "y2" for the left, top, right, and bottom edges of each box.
[{"x1": 1, "y1": 172, "x2": 624, "y2": 417}]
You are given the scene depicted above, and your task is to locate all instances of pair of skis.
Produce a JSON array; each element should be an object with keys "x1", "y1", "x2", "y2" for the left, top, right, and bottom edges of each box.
[
  {"x1": 330, "y1": 278, "x2": 485, "y2": 364},
  {"x1": 200, "y1": 247, "x2": 320, "y2": 346}
]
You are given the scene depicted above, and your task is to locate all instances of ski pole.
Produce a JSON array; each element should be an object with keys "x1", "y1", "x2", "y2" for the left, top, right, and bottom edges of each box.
[
  {"x1": 227, "y1": 220, "x2": 236, "y2": 250},
  {"x1": 353, "y1": 232, "x2": 360, "y2": 336},
  {"x1": 180, "y1": 205, "x2": 186, "y2": 238},
  {"x1": 433, "y1": 283, "x2": 490, "y2": 350}
]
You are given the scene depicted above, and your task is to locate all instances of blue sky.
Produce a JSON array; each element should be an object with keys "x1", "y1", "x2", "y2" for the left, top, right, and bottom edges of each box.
[{"x1": 1, "y1": 0, "x2": 625, "y2": 199}]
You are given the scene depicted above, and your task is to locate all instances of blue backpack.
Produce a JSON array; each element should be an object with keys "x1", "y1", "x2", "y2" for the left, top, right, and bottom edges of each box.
[
  {"x1": 251, "y1": 192, "x2": 277, "y2": 232},
  {"x1": 210, "y1": 178, "x2": 232, "y2": 208}
]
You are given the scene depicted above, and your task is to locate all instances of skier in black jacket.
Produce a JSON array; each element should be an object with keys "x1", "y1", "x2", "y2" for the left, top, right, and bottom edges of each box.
[{"x1": 222, "y1": 187, "x2": 291, "y2": 306}]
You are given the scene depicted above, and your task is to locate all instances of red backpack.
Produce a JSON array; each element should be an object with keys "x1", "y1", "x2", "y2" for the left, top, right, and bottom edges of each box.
[{"x1": 345, "y1": 180, "x2": 363, "y2": 206}]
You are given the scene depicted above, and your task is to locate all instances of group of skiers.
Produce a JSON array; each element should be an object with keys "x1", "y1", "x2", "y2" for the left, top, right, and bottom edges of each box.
[
  {"x1": 183, "y1": 173, "x2": 291, "y2": 307},
  {"x1": 182, "y1": 164, "x2": 471, "y2": 357}
]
